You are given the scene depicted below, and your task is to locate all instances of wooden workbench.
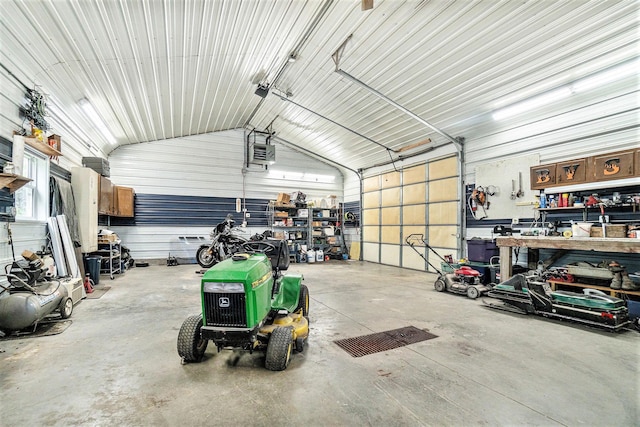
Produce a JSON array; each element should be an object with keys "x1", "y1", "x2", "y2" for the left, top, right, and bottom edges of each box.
[{"x1": 495, "y1": 236, "x2": 640, "y2": 280}]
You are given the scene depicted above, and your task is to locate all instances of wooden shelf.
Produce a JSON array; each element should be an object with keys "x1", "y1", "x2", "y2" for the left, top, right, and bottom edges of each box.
[
  {"x1": 24, "y1": 137, "x2": 63, "y2": 157},
  {"x1": 548, "y1": 280, "x2": 640, "y2": 297},
  {"x1": 0, "y1": 173, "x2": 32, "y2": 193}
]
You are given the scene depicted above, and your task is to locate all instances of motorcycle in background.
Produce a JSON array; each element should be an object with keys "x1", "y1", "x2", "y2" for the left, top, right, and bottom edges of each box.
[{"x1": 196, "y1": 215, "x2": 247, "y2": 268}]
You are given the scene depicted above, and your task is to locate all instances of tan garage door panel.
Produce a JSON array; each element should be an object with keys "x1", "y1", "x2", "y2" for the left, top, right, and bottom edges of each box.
[
  {"x1": 428, "y1": 201, "x2": 457, "y2": 224},
  {"x1": 403, "y1": 204, "x2": 426, "y2": 225},
  {"x1": 428, "y1": 177, "x2": 457, "y2": 202},
  {"x1": 403, "y1": 183, "x2": 426, "y2": 205},
  {"x1": 403, "y1": 164, "x2": 426, "y2": 185},
  {"x1": 381, "y1": 226, "x2": 400, "y2": 244},
  {"x1": 429, "y1": 156, "x2": 458, "y2": 180},
  {"x1": 427, "y1": 225, "x2": 457, "y2": 248},
  {"x1": 381, "y1": 207, "x2": 400, "y2": 224},
  {"x1": 363, "y1": 226, "x2": 379, "y2": 243},
  {"x1": 402, "y1": 225, "x2": 426, "y2": 242},
  {"x1": 363, "y1": 176, "x2": 380, "y2": 192},
  {"x1": 381, "y1": 187, "x2": 401, "y2": 206},
  {"x1": 363, "y1": 191, "x2": 380, "y2": 209},
  {"x1": 381, "y1": 171, "x2": 401, "y2": 188},
  {"x1": 403, "y1": 245, "x2": 426, "y2": 270},
  {"x1": 380, "y1": 244, "x2": 400, "y2": 266},
  {"x1": 363, "y1": 243, "x2": 379, "y2": 263},
  {"x1": 363, "y1": 209, "x2": 380, "y2": 225}
]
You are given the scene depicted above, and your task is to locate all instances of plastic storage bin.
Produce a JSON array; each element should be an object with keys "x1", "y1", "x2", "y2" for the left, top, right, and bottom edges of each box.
[{"x1": 467, "y1": 239, "x2": 499, "y2": 263}]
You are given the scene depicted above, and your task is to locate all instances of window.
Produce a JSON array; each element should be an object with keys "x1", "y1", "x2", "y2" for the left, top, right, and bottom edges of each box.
[{"x1": 15, "y1": 147, "x2": 49, "y2": 221}]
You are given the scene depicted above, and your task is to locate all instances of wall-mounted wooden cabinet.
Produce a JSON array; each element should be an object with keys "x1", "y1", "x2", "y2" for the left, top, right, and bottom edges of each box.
[
  {"x1": 531, "y1": 148, "x2": 639, "y2": 190},
  {"x1": 98, "y1": 176, "x2": 134, "y2": 217},
  {"x1": 99, "y1": 176, "x2": 114, "y2": 215},
  {"x1": 113, "y1": 186, "x2": 135, "y2": 217}
]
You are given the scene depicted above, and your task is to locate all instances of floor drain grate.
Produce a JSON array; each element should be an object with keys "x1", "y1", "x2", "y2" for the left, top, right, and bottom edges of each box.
[{"x1": 334, "y1": 326, "x2": 438, "y2": 357}]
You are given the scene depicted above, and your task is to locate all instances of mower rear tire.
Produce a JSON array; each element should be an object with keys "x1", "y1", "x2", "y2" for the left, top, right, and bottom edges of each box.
[
  {"x1": 434, "y1": 279, "x2": 446, "y2": 292},
  {"x1": 265, "y1": 327, "x2": 293, "y2": 371},
  {"x1": 59, "y1": 297, "x2": 73, "y2": 319},
  {"x1": 467, "y1": 286, "x2": 479, "y2": 299},
  {"x1": 196, "y1": 246, "x2": 216, "y2": 269},
  {"x1": 177, "y1": 314, "x2": 208, "y2": 363},
  {"x1": 296, "y1": 284, "x2": 310, "y2": 319}
]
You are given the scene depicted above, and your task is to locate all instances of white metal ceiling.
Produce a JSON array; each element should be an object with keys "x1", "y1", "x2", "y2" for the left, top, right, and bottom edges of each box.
[{"x1": 1, "y1": 0, "x2": 638, "y2": 171}]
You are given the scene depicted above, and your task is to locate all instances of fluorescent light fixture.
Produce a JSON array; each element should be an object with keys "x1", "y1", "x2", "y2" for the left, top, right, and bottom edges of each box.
[
  {"x1": 78, "y1": 98, "x2": 117, "y2": 145},
  {"x1": 492, "y1": 87, "x2": 571, "y2": 120},
  {"x1": 268, "y1": 169, "x2": 335, "y2": 183},
  {"x1": 572, "y1": 59, "x2": 639, "y2": 93}
]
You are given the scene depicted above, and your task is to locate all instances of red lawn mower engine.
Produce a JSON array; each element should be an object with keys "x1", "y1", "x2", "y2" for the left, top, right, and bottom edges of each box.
[{"x1": 453, "y1": 266, "x2": 481, "y2": 285}]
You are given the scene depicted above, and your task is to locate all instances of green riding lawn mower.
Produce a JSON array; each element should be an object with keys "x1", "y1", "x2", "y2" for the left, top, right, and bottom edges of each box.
[{"x1": 177, "y1": 239, "x2": 309, "y2": 371}]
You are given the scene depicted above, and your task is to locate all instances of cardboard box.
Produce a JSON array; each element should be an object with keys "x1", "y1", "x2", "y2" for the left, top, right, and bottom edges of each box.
[
  {"x1": 47, "y1": 134, "x2": 62, "y2": 151},
  {"x1": 275, "y1": 211, "x2": 289, "y2": 218},
  {"x1": 277, "y1": 193, "x2": 291, "y2": 203},
  {"x1": 273, "y1": 232, "x2": 285, "y2": 240},
  {"x1": 98, "y1": 233, "x2": 119, "y2": 242}
]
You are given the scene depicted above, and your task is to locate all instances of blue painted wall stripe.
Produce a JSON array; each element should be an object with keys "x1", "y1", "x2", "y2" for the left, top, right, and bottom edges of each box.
[{"x1": 109, "y1": 194, "x2": 270, "y2": 227}]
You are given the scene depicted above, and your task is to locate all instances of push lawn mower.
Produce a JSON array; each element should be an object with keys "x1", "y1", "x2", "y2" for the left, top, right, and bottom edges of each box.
[
  {"x1": 485, "y1": 273, "x2": 630, "y2": 331},
  {"x1": 177, "y1": 239, "x2": 309, "y2": 371},
  {"x1": 405, "y1": 234, "x2": 491, "y2": 299}
]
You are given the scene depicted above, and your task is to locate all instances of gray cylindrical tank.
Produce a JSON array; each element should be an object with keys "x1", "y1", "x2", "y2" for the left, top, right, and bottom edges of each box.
[{"x1": 0, "y1": 282, "x2": 66, "y2": 331}]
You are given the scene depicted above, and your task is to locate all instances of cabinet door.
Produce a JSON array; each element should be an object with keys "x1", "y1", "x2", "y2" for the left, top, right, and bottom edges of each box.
[
  {"x1": 530, "y1": 164, "x2": 556, "y2": 189},
  {"x1": 71, "y1": 167, "x2": 98, "y2": 252},
  {"x1": 592, "y1": 150, "x2": 635, "y2": 181},
  {"x1": 556, "y1": 158, "x2": 587, "y2": 185},
  {"x1": 99, "y1": 176, "x2": 113, "y2": 215},
  {"x1": 114, "y1": 186, "x2": 135, "y2": 217}
]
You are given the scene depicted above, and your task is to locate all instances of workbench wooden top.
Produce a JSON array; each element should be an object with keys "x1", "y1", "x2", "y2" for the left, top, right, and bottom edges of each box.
[{"x1": 496, "y1": 236, "x2": 640, "y2": 253}]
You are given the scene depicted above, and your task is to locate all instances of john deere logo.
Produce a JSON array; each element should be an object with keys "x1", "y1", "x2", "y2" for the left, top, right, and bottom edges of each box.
[{"x1": 218, "y1": 297, "x2": 230, "y2": 308}]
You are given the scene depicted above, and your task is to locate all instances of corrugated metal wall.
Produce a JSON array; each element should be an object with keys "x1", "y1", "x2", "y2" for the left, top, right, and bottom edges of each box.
[{"x1": 107, "y1": 128, "x2": 343, "y2": 260}]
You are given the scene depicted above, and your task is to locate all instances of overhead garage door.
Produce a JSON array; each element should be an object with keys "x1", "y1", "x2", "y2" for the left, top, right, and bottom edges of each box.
[{"x1": 362, "y1": 156, "x2": 459, "y2": 272}]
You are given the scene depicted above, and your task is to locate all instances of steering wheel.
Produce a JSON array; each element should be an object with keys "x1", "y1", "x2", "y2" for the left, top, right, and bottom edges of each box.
[{"x1": 240, "y1": 241, "x2": 275, "y2": 254}]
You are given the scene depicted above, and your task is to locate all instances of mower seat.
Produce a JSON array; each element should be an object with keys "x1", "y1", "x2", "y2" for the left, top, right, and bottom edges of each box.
[{"x1": 265, "y1": 238, "x2": 289, "y2": 272}]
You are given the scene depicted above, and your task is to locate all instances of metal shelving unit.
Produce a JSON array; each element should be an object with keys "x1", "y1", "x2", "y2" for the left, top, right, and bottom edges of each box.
[{"x1": 94, "y1": 240, "x2": 122, "y2": 279}]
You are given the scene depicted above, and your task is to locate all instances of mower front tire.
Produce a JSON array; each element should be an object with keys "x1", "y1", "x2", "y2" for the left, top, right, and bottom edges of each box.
[
  {"x1": 265, "y1": 327, "x2": 293, "y2": 371},
  {"x1": 296, "y1": 284, "x2": 310, "y2": 319},
  {"x1": 177, "y1": 314, "x2": 208, "y2": 363},
  {"x1": 434, "y1": 278, "x2": 446, "y2": 292}
]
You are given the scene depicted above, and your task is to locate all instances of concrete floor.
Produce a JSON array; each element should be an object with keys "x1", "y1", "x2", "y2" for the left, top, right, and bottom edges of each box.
[{"x1": 1, "y1": 260, "x2": 638, "y2": 426}]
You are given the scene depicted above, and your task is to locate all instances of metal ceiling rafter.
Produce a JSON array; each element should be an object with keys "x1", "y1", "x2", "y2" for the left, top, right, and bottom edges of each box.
[
  {"x1": 244, "y1": 0, "x2": 335, "y2": 127},
  {"x1": 274, "y1": 91, "x2": 396, "y2": 154},
  {"x1": 332, "y1": 35, "x2": 464, "y2": 153}
]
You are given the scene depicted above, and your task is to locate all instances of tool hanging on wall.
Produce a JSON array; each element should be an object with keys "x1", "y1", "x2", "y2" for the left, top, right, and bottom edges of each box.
[
  {"x1": 517, "y1": 172, "x2": 524, "y2": 198},
  {"x1": 469, "y1": 186, "x2": 488, "y2": 220}
]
